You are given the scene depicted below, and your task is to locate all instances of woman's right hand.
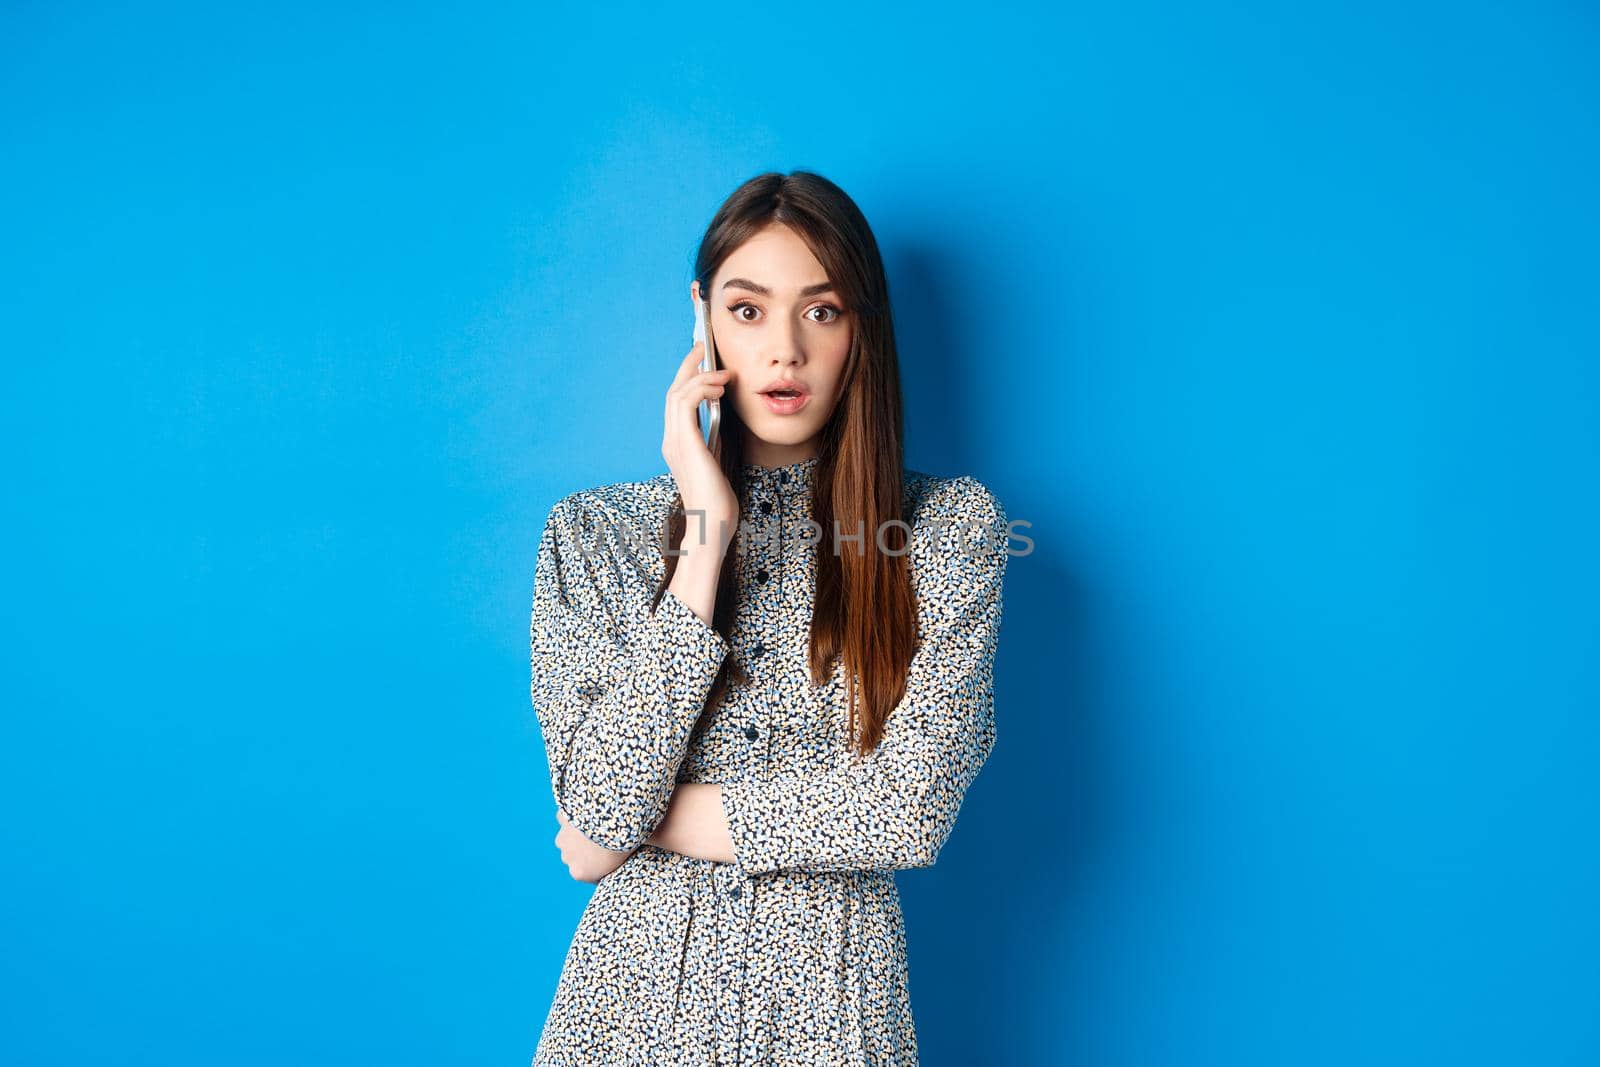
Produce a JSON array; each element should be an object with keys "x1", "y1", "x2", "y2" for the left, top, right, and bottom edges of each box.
[
  {"x1": 663, "y1": 343, "x2": 739, "y2": 549},
  {"x1": 554, "y1": 806, "x2": 634, "y2": 884}
]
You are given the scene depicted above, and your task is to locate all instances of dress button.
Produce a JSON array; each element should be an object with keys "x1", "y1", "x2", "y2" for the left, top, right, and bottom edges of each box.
[
  {"x1": 745, "y1": 724, "x2": 759, "y2": 740},
  {"x1": 729, "y1": 885, "x2": 742, "y2": 899},
  {"x1": 751, "y1": 642, "x2": 765, "y2": 657},
  {"x1": 760, "y1": 500, "x2": 774, "y2": 515},
  {"x1": 778, "y1": 470, "x2": 790, "y2": 483},
  {"x1": 756, "y1": 568, "x2": 769, "y2": 583}
]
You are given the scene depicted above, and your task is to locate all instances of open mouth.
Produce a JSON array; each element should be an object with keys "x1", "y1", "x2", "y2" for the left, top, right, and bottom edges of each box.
[{"x1": 759, "y1": 386, "x2": 811, "y2": 414}]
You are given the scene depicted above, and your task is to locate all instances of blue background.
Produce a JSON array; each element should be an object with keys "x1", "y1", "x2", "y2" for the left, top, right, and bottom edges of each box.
[{"x1": 3, "y1": 3, "x2": 1596, "y2": 1064}]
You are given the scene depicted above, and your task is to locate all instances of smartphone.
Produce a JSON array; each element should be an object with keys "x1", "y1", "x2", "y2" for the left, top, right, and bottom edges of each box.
[{"x1": 692, "y1": 297, "x2": 721, "y2": 455}]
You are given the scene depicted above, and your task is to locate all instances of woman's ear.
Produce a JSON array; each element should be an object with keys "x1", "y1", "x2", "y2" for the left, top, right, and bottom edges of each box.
[{"x1": 690, "y1": 279, "x2": 702, "y2": 303}]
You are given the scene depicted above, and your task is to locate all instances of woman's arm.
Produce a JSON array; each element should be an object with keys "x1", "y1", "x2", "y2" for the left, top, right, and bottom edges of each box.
[
  {"x1": 530, "y1": 493, "x2": 732, "y2": 853},
  {"x1": 654, "y1": 479, "x2": 1010, "y2": 875},
  {"x1": 644, "y1": 783, "x2": 736, "y2": 863}
]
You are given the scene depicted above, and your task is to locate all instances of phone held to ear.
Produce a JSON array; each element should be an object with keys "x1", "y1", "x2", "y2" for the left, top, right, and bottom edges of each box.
[{"x1": 692, "y1": 297, "x2": 721, "y2": 456}]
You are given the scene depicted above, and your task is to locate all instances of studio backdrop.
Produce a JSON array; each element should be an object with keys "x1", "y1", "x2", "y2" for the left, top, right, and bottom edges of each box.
[{"x1": 3, "y1": 3, "x2": 1596, "y2": 1065}]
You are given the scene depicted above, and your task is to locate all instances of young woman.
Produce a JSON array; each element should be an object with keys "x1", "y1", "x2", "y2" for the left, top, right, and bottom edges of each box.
[{"x1": 529, "y1": 170, "x2": 1011, "y2": 1066}]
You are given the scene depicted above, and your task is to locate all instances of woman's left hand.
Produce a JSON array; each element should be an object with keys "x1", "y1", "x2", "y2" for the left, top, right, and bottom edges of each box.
[{"x1": 554, "y1": 807, "x2": 635, "y2": 883}]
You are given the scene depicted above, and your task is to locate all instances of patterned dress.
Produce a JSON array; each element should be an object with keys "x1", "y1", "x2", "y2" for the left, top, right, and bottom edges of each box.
[{"x1": 529, "y1": 454, "x2": 1009, "y2": 1066}]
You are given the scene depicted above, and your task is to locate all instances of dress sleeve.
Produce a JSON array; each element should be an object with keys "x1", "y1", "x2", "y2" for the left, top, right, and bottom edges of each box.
[
  {"x1": 719, "y1": 477, "x2": 1009, "y2": 875},
  {"x1": 530, "y1": 492, "x2": 731, "y2": 852}
]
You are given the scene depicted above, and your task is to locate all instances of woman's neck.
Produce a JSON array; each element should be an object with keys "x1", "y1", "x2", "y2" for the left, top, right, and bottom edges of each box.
[{"x1": 741, "y1": 440, "x2": 819, "y2": 469}]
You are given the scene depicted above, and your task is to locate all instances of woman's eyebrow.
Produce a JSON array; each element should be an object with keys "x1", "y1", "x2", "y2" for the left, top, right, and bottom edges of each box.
[{"x1": 721, "y1": 278, "x2": 836, "y2": 297}]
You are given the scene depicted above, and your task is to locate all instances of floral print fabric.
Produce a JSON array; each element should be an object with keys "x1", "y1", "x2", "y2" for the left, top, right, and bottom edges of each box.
[{"x1": 530, "y1": 455, "x2": 1009, "y2": 1065}]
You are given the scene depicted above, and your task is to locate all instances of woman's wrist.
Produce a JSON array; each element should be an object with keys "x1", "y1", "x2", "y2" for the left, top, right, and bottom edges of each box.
[
  {"x1": 647, "y1": 783, "x2": 735, "y2": 864},
  {"x1": 677, "y1": 505, "x2": 738, "y2": 553},
  {"x1": 667, "y1": 536, "x2": 728, "y2": 626}
]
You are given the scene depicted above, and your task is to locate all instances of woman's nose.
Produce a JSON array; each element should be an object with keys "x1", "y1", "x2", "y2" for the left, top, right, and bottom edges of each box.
[{"x1": 768, "y1": 335, "x2": 805, "y2": 367}]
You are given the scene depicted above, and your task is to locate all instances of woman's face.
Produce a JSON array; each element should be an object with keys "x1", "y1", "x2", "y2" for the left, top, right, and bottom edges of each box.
[{"x1": 693, "y1": 222, "x2": 853, "y2": 467}]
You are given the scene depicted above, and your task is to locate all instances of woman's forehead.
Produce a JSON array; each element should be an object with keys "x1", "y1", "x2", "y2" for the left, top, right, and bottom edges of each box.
[{"x1": 715, "y1": 226, "x2": 830, "y2": 291}]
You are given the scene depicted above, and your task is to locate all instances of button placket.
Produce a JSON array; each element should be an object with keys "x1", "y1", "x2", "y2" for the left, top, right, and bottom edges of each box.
[
  {"x1": 735, "y1": 460, "x2": 822, "y2": 781},
  {"x1": 738, "y1": 476, "x2": 780, "y2": 774}
]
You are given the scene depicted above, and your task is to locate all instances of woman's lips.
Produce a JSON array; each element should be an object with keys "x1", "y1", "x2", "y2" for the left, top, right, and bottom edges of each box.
[{"x1": 760, "y1": 389, "x2": 810, "y2": 415}]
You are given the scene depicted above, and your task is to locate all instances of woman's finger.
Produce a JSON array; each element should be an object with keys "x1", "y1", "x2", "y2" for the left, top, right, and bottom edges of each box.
[
  {"x1": 664, "y1": 375, "x2": 728, "y2": 450},
  {"x1": 669, "y1": 343, "x2": 705, "y2": 388}
]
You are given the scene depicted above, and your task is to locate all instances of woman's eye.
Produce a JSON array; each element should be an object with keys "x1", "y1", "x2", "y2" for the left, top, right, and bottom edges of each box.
[{"x1": 725, "y1": 302, "x2": 844, "y2": 324}]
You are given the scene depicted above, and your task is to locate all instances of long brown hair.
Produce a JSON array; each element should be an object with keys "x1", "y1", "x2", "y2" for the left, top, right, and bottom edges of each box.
[{"x1": 651, "y1": 170, "x2": 917, "y2": 757}]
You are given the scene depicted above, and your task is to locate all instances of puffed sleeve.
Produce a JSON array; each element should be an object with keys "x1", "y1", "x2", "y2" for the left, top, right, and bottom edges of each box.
[
  {"x1": 530, "y1": 491, "x2": 731, "y2": 852},
  {"x1": 719, "y1": 477, "x2": 1009, "y2": 874}
]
